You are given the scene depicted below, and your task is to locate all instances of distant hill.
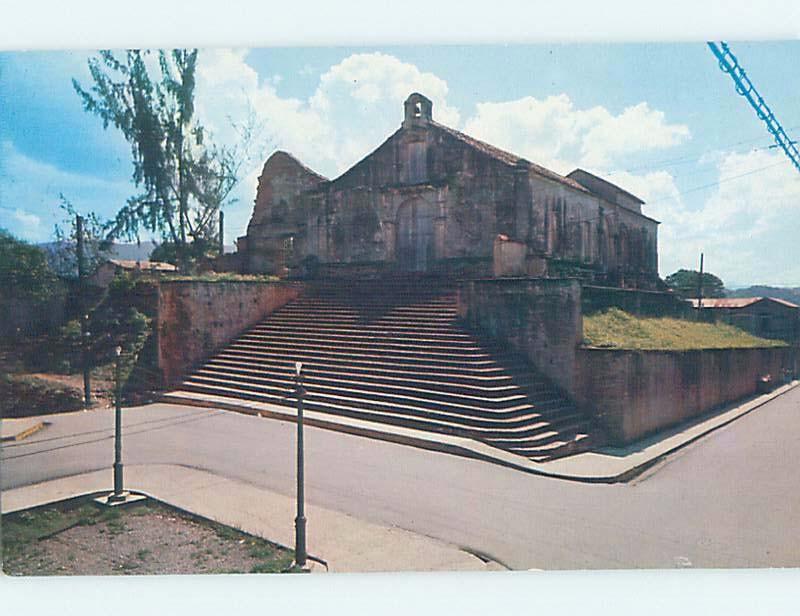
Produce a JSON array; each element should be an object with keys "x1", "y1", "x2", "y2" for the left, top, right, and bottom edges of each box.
[
  {"x1": 39, "y1": 241, "x2": 236, "y2": 263},
  {"x1": 39, "y1": 240, "x2": 156, "y2": 262},
  {"x1": 726, "y1": 286, "x2": 800, "y2": 304}
]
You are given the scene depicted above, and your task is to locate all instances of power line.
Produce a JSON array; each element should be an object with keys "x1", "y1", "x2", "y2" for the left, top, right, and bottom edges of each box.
[
  {"x1": 646, "y1": 158, "x2": 792, "y2": 205},
  {"x1": 606, "y1": 130, "x2": 800, "y2": 177}
]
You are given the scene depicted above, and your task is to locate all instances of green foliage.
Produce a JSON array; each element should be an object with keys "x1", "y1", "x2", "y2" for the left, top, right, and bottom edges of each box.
[
  {"x1": 73, "y1": 50, "x2": 263, "y2": 268},
  {"x1": 0, "y1": 228, "x2": 63, "y2": 302},
  {"x1": 87, "y1": 300, "x2": 151, "y2": 380},
  {"x1": 666, "y1": 268, "x2": 726, "y2": 299},
  {"x1": 150, "y1": 237, "x2": 218, "y2": 266},
  {"x1": 583, "y1": 308, "x2": 786, "y2": 350}
]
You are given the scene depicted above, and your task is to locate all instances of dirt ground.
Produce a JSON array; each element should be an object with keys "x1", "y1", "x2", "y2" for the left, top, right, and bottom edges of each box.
[
  {"x1": 2, "y1": 499, "x2": 295, "y2": 575},
  {"x1": 0, "y1": 342, "x2": 142, "y2": 417}
]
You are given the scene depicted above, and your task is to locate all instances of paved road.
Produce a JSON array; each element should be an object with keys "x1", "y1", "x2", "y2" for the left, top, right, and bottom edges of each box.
[{"x1": 3, "y1": 387, "x2": 800, "y2": 569}]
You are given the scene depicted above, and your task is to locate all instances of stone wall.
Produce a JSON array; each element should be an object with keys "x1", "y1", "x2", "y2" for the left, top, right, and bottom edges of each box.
[
  {"x1": 157, "y1": 280, "x2": 303, "y2": 385},
  {"x1": 460, "y1": 277, "x2": 582, "y2": 394},
  {"x1": 574, "y1": 346, "x2": 797, "y2": 445},
  {"x1": 458, "y1": 277, "x2": 798, "y2": 446}
]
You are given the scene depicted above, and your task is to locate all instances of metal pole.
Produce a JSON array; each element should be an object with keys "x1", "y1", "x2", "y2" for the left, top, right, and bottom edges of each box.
[
  {"x1": 111, "y1": 346, "x2": 124, "y2": 500},
  {"x1": 697, "y1": 252, "x2": 704, "y2": 319},
  {"x1": 77, "y1": 215, "x2": 91, "y2": 407},
  {"x1": 294, "y1": 361, "x2": 307, "y2": 568},
  {"x1": 83, "y1": 314, "x2": 92, "y2": 407},
  {"x1": 219, "y1": 211, "x2": 225, "y2": 257}
]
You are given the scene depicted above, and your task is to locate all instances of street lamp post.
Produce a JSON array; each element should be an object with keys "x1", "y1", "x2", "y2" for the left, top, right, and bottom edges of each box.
[
  {"x1": 82, "y1": 314, "x2": 92, "y2": 408},
  {"x1": 109, "y1": 346, "x2": 125, "y2": 503},
  {"x1": 294, "y1": 361, "x2": 307, "y2": 568}
]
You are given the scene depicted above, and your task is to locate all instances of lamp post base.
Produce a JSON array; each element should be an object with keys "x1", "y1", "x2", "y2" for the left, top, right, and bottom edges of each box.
[{"x1": 93, "y1": 491, "x2": 147, "y2": 508}]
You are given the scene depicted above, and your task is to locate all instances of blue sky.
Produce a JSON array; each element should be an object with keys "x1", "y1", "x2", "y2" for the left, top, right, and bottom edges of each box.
[{"x1": 2, "y1": 42, "x2": 800, "y2": 286}]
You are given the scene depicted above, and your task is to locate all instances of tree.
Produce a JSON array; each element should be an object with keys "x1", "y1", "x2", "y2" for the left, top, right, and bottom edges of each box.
[
  {"x1": 665, "y1": 269, "x2": 726, "y2": 299},
  {"x1": 0, "y1": 229, "x2": 62, "y2": 302},
  {"x1": 73, "y1": 49, "x2": 251, "y2": 269}
]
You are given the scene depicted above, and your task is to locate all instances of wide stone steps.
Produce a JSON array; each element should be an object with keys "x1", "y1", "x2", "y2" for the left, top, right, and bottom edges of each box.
[
  {"x1": 221, "y1": 343, "x2": 498, "y2": 368},
  {"x1": 198, "y1": 360, "x2": 555, "y2": 397},
  {"x1": 171, "y1": 382, "x2": 583, "y2": 449},
  {"x1": 166, "y1": 283, "x2": 596, "y2": 462},
  {"x1": 186, "y1": 369, "x2": 569, "y2": 417},
  {"x1": 203, "y1": 356, "x2": 556, "y2": 392}
]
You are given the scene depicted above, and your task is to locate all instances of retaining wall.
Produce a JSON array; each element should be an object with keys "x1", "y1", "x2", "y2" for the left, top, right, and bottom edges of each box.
[
  {"x1": 574, "y1": 346, "x2": 796, "y2": 444},
  {"x1": 458, "y1": 277, "x2": 797, "y2": 446},
  {"x1": 459, "y1": 277, "x2": 582, "y2": 394},
  {"x1": 157, "y1": 280, "x2": 303, "y2": 385}
]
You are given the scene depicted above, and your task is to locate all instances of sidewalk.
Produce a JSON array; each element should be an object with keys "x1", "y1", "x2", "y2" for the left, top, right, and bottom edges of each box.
[
  {"x1": 164, "y1": 380, "x2": 800, "y2": 483},
  {"x1": 1, "y1": 464, "x2": 504, "y2": 573}
]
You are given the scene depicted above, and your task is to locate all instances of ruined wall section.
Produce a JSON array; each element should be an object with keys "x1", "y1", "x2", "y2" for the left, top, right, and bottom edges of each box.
[{"x1": 239, "y1": 152, "x2": 327, "y2": 274}]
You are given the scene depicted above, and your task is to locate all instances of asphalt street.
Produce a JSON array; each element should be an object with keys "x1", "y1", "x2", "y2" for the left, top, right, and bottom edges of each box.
[{"x1": 3, "y1": 387, "x2": 800, "y2": 569}]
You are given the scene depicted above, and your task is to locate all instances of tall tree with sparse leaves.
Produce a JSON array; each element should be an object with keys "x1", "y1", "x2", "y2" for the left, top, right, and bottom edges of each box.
[{"x1": 73, "y1": 49, "x2": 242, "y2": 269}]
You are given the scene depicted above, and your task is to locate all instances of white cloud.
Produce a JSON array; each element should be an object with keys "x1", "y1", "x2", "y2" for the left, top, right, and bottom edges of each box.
[
  {"x1": 624, "y1": 149, "x2": 800, "y2": 286},
  {"x1": 669, "y1": 150, "x2": 800, "y2": 286},
  {"x1": 10, "y1": 208, "x2": 42, "y2": 230},
  {"x1": 462, "y1": 94, "x2": 690, "y2": 174},
  {"x1": 194, "y1": 50, "x2": 462, "y2": 241}
]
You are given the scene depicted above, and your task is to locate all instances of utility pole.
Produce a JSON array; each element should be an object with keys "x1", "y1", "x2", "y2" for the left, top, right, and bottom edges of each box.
[
  {"x1": 696, "y1": 252, "x2": 705, "y2": 317},
  {"x1": 76, "y1": 214, "x2": 91, "y2": 408},
  {"x1": 219, "y1": 211, "x2": 225, "y2": 257},
  {"x1": 294, "y1": 361, "x2": 307, "y2": 569}
]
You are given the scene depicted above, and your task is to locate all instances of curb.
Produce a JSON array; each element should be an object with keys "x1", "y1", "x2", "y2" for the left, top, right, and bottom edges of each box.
[
  {"x1": 1, "y1": 420, "x2": 47, "y2": 443},
  {"x1": 162, "y1": 381, "x2": 799, "y2": 484},
  {"x1": 611, "y1": 380, "x2": 800, "y2": 483}
]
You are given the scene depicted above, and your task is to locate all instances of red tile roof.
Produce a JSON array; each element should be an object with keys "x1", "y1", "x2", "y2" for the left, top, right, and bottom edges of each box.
[
  {"x1": 689, "y1": 297, "x2": 799, "y2": 309},
  {"x1": 109, "y1": 259, "x2": 178, "y2": 272}
]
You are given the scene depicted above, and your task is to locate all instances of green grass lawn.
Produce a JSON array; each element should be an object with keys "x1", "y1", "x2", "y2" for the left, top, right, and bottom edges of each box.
[{"x1": 582, "y1": 308, "x2": 788, "y2": 351}]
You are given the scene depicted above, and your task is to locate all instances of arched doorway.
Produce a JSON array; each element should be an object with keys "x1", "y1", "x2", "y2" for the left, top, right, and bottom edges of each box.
[{"x1": 396, "y1": 199, "x2": 436, "y2": 271}]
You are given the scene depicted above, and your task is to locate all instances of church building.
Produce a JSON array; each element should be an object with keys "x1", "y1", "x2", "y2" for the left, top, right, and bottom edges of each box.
[{"x1": 236, "y1": 93, "x2": 660, "y2": 288}]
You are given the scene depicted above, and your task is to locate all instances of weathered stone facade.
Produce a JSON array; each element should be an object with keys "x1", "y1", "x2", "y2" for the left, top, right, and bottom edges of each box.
[{"x1": 238, "y1": 93, "x2": 660, "y2": 287}]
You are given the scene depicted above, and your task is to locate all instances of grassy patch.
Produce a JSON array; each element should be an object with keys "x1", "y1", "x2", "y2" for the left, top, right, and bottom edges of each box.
[
  {"x1": 583, "y1": 308, "x2": 788, "y2": 351},
  {"x1": 1, "y1": 504, "x2": 99, "y2": 563},
  {"x1": 2, "y1": 499, "x2": 295, "y2": 576}
]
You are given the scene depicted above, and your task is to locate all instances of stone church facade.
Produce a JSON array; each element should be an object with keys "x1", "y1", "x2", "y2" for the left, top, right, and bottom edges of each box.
[{"x1": 236, "y1": 93, "x2": 660, "y2": 287}]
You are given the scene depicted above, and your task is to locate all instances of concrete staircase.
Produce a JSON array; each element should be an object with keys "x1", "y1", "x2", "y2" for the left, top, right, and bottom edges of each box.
[{"x1": 163, "y1": 278, "x2": 597, "y2": 462}]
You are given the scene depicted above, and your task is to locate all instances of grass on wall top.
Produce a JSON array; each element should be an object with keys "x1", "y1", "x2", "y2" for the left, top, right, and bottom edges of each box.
[
  {"x1": 582, "y1": 308, "x2": 787, "y2": 351},
  {"x1": 161, "y1": 273, "x2": 280, "y2": 283}
]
